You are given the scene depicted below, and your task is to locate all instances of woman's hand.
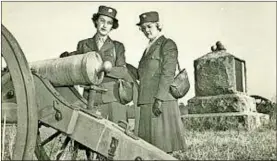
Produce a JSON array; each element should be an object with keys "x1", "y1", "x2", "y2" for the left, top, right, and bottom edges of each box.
[
  {"x1": 152, "y1": 99, "x2": 162, "y2": 117},
  {"x1": 126, "y1": 101, "x2": 134, "y2": 106}
]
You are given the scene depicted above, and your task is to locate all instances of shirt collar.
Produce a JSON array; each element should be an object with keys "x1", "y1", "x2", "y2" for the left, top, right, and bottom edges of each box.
[
  {"x1": 149, "y1": 33, "x2": 163, "y2": 45},
  {"x1": 95, "y1": 33, "x2": 108, "y2": 43}
]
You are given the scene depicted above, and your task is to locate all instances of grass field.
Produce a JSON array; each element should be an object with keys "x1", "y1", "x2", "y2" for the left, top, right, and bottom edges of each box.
[
  {"x1": 175, "y1": 115, "x2": 276, "y2": 160},
  {"x1": 174, "y1": 128, "x2": 276, "y2": 160},
  {"x1": 2, "y1": 116, "x2": 276, "y2": 160}
]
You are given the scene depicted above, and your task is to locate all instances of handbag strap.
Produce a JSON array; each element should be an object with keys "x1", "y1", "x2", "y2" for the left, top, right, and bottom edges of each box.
[
  {"x1": 176, "y1": 59, "x2": 181, "y2": 72},
  {"x1": 160, "y1": 38, "x2": 181, "y2": 72}
]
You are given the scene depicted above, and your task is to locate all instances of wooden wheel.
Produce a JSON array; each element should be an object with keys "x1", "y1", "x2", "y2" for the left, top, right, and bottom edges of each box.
[
  {"x1": 35, "y1": 121, "x2": 108, "y2": 160},
  {"x1": 250, "y1": 95, "x2": 273, "y2": 114},
  {"x1": 1, "y1": 25, "x2": 38, "y2": 160},
  {"x1": 31, "y1": 77, "x2": 108, "y2": 160}
]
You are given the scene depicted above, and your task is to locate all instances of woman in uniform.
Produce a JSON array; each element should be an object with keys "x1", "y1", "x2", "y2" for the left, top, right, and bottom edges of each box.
[
  {"x1": 136, "y1": 11, "x2": 186, "y2": 153},
  {"x1": 62, "y1": 5, "x2": 128, "y2": 124}
]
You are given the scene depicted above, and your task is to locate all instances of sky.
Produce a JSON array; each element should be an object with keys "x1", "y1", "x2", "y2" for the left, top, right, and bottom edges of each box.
[{"x1": 2, "y1": 2, "x2": 276, "y2": 103}]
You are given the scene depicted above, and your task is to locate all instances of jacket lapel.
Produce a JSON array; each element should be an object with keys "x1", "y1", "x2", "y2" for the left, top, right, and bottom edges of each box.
[
  {"x1": 144, "y1": 35, "x2": 165, "y2": 59},
  {"x1": 139, "y1": 49, "x2": 147, "y2": 65},
  {"x1": 99, "y1": 36, "x2": 114, "y2": 53},
  {"x1": 86, "y1": 35, "x2": 98, "y2": 51},
  {"x1": 84, "y1": 35, "x2": 115, "y2": 54}
]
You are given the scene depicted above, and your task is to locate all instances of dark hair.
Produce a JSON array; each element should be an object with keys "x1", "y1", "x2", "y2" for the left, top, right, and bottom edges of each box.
[{"x1": 92, "y1": 14, "x2": 119, "y2": 29}]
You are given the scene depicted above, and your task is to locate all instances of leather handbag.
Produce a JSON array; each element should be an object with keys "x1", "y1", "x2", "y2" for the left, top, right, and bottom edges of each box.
[
  {"x1": 160, "y1": 39, "x2": 190, "y2": 99},
  {"x1": 170, "y1": 61, "x2": 190, "y2": 99},
  {"x1": 118, "y1": 79, "x2": 134, "y2": 105}
]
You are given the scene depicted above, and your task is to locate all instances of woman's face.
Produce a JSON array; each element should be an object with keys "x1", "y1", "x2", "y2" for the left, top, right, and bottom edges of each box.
[
  {"x1": 96, "y1": 15, "x2": 113, "y2": 36},
  {"x1": 140, "y1": 22, "x2": 160, "y2": 40}
]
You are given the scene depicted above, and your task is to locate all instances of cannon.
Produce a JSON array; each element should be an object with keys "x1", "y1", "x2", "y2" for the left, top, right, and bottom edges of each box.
[{"x1": 1, "y1": 25, "x2": 177, "y2": 160}]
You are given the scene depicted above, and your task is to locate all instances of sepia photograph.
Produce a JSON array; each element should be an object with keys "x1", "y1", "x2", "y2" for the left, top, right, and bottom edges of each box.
[{"x1": 1, "y1": 1, "x2": 276, "y2": 160}]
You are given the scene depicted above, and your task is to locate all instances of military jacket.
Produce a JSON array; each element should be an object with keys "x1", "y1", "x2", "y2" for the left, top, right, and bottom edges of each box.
[{"x1": 137, "y1": 36, "x2": 177, "y2": 104}]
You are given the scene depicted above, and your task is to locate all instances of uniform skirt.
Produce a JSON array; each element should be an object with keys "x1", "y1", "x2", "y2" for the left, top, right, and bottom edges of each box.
[{"x1": 138, "y1": 100, "x2": 186, "y2": 153}]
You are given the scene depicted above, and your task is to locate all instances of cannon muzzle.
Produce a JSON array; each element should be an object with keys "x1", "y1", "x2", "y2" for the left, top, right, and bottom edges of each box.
[
  {"x1": 30, "y1": 52, "x2": 108, "y2": 86},
  {"x1": 100, "y1": 61, "x2": 112, "y2": 73}
]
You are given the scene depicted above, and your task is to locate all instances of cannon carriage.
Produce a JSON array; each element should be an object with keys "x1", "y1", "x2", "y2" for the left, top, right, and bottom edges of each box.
[{"x1": 1, "y1": 25, "x2": 177, "y2": 160}]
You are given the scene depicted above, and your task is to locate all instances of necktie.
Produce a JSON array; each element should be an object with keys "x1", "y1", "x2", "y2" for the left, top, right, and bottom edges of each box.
[{"x1": 97, "y1": 37, "x2": 105, "y2": 50}]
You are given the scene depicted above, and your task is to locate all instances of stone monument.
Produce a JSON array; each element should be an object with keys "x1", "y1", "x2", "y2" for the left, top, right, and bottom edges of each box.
[{"x1": 182, "y1": 41, "x2": 269, "y2": 130}]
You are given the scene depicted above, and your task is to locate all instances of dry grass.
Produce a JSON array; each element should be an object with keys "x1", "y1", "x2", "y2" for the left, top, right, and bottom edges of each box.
[
  {"x1": 174, "y1": 118, "x2": 276, "y2": 160},
  {"x1": 1, "y1": 118, "x2": 276, "y2": 160},
  {"x1": 173, "y1": 129, "x2": 276, "y2": 160},
  {"x1": 1, "y1": 124, "x2": 16, "y2": 160}
]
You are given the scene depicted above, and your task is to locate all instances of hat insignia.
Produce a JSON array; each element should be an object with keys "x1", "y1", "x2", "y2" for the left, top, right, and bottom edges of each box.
[
  {"x1": 108, "y1": 8, "x2": 113, "y2": 13},
  {"x1": 142, "y1": 14, "x2": 147, "y2": 18}
]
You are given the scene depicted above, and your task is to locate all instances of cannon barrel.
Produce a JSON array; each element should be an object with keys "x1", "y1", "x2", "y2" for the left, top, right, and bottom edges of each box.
[{"x1": 30, "y1": 52, "x2": 111, "y2": 86}]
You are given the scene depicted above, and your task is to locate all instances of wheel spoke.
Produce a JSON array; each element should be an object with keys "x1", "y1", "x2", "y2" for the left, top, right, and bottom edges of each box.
[
  {"x1": 55, "y1": 137, "x2": 71, "y2": 160},
  {"x1": 71, "y1": 141, "x2": 79, "y2": 160},
  {"x1": 86, "y1": 150, "x2": 95, "y2": 161},
  {"x1": 40, "y1": 131, "x2": 61, "y2": 147}
]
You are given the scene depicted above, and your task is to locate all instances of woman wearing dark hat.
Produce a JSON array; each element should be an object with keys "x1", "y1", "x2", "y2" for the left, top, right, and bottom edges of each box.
[
  {"x1": 63, "y1": 5, "x2": 129, "y2": 124},
  {"x1": 136, "y1": 11, "x2": 186, "y2": 153},
  {"x1": 57, "y1": 6, "x2": 137, "y2": 160}
]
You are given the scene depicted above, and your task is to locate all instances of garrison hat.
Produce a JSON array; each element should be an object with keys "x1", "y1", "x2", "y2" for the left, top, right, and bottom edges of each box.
[
  {"x1": 92, "y1": 5, "x2": 119, "y2": 29},
  {"x1": 136, "y1": 11, "x2": 159, "y2": 26}
]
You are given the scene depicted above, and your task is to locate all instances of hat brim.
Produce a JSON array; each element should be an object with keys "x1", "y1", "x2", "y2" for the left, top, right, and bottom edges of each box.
[
  {"x1": 136, "y1": 20, "x2": 158, "y2": 26},
  {"x1": 93, "y1": 13, "x2": 118, "y2": 23},
  {"x1": 136, "y1": 22, "x2": 142, "y2": 26}
]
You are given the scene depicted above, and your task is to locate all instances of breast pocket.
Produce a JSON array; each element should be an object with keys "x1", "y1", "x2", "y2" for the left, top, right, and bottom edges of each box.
[
  {"x1": 148, "y1": 55, "x2": 161, "y2": 66},
  {"x1": 148, "y1": 56, "x2": 162, "y2": 76},
  {"x1": 103, "y1": 49, "x2": 115, "y2": 57},
  {"x1": 138, "y1": 54, "x2": 162, "y2": 77}
]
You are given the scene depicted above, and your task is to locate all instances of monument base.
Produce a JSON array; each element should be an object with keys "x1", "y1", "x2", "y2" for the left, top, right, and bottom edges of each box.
[
  {"x1": 187, "y1": 93, "x2": 257, "y2": 114},
  {"x1": 181, "y1": 112, "x2": 269, "y2": 131}
]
